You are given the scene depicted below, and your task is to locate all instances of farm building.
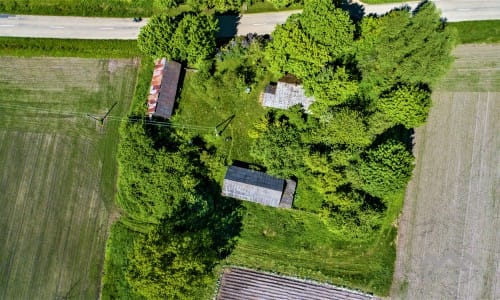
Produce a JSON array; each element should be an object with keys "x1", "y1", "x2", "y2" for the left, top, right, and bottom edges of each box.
[
  {"x1": 217, "y1": 267, "x2": 380, "y2": 300},
  {"x1": 222, "y1": 166, "x2": 295, "y2": 208},
  {"x1": 261, "y1": 74, "x2": 315, "y2": 111},
  {"x1": 147, "y1": 58, "x2": 182, "y2": 119}
]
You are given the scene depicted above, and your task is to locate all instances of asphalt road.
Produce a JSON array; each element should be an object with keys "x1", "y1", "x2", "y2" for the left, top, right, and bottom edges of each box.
[{"x1": 0, "y1": 0, "x2": 499, "y2": 39}]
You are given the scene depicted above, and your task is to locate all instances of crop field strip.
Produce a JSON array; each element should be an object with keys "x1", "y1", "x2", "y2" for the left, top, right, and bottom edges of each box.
[
  {"x1": 217, "y1": 267, "x2": 379, "y2": 300},
  {"x1": 0, "y1": 57, "x2": 138, "y2": 299},
  {"x1": 392, "y1": 44, "x2": 500, "y2": 299}
]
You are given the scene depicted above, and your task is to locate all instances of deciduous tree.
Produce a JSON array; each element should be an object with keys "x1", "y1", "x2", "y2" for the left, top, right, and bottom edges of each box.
[
  {"x1": 138, "y1": 13, "x2": 218, "y2": 65},
  {"x1": 350, "y1": 141, "x2": 414, "y2": 199},
  {"x1": 356, "y1": 2, "x2": 455, "y2": 97},
  {"x1": 377, "y1": 85, "x2": 431, "y2": 128}
]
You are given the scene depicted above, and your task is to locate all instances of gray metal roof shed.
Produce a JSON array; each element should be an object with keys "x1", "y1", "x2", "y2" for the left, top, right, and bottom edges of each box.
[
  {"x1": 261, "y1": 75, "x2": 315, "y2": 111},
  {"x1": 222, "y1": 166, "x2": 286, "y2": 207}
]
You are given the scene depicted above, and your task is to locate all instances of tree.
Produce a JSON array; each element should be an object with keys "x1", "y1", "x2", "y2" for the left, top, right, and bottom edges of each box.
[
  {"x1": 126, "y1": 200, "x2": 216, "y2": 300},
  {"x1": 137, "y1": 14, "x2": 176, "y2": 59},
  {"x1": 116, "y1": 122, "x2": 203, "y2": 232},
  {"x1": 356, "y1": 2, "x2": 455, "y2": 97},
  {"x1": 305, "y1": 108, "x2": 373, "y2": 147},
  {"x1": 138, "y1": 13, "x2": 218, "y2": 65},
  {"x1": 303, "y1": 66, "x2": 359, "y2": 112},
  {"x1": 377, "y1": 85, "x2": 431, "y2": 128},
  {"x1": 350, "y1": 141, "x2": 414, "y2": 199},
  {"x1": 300, "y1": 0, "x2": 353, "y2": 59},
  {"x1": 250, "y1": 107, "x2": 308, "y2": 178},
  {"x1": 265, "y1": 14, "x2": 330, "y2": 79}
]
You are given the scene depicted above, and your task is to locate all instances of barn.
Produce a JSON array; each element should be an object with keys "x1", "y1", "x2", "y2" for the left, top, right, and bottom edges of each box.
[
  {"x1": 216, "y1": 267, "x2": 380, "y2": 300},
  {"x1": 261, "y1": 74, "x2": 315, "y2": 111},
  {"x1": 147, "y1": 58, "x2": 182, "y2": 119},
  {"x1": 221, "y1": 166, "x2": 295, "y2": 208}
]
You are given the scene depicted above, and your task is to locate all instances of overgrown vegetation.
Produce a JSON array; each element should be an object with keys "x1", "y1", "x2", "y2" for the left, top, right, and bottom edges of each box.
[{"x1": 104, "y1": 0, "x2": 455, "y2": 298}]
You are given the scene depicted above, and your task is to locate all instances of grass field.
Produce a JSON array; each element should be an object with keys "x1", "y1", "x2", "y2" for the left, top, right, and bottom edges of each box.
[
  {"x1": 0, "y1": 57, "x2": 138, "y2": 299},
  {"x1": 392, "y1": 44, "x2": 500, "y2": 299}
]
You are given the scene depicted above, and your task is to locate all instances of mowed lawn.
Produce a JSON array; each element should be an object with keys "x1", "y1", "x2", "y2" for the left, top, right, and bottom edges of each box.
[
  {"x1": 392, "y1": 44, "x2": 500, "y2": 299},
  {"x1": 0, "y1": 57, "x2": 137, "y2": 299}
]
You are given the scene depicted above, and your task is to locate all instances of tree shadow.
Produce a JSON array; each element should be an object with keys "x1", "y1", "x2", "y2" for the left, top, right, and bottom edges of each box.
[
  {"x1": 372, "y1": 124, "x2": 415, "y2": 152},
  {"x1": 160, "y1": 160, "x2": 244, "y2": 262},
  {"x1": 231, "y1": 160, "x2": 267, "y2": 172},
  {"x1": 341, "y1": 0, "x2": 365, "y2": 22},
  {"x1": 216, "y1": 14, "x2": 241, "y2": 38}
]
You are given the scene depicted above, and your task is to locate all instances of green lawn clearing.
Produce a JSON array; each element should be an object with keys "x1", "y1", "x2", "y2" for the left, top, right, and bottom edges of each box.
[{"x1": 0, "y1": 56, "x2": 138, "y2": 299}]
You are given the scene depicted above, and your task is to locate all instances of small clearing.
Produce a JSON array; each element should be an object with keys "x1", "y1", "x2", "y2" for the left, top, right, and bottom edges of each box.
[{"x1": 392, "y1": 44, "x2": 500, "y2": 299}]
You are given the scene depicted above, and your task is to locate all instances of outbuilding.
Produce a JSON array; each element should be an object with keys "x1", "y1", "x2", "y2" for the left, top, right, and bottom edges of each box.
[
  {"x1": 261, "y1": 74, "x2": 315, "y2": 111},
  {"x1": 222, "y1": 166, "x2": 295, "y2": 208},
  {"x1": 147, "y1": 58, "x2": 182, "y2": 119}
]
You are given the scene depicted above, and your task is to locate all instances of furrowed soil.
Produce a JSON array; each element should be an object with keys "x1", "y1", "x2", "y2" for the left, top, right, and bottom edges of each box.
[
  {"x1": 0, "y1": 57, "x2": 137, "y2": 299},
  {"x1": 392, "y1": 44, "x2": 500, "y2": 299}
]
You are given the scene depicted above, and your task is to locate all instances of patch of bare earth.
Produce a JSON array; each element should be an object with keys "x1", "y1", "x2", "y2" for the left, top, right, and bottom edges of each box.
[{"x1": 392, "y1": 44, "x2": 500, "y2": 299}]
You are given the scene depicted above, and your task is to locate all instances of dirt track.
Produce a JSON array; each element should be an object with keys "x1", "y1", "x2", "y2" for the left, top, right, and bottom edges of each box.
[{"x1": 392, "y1": 45, "x2": 500, "y2": 299}]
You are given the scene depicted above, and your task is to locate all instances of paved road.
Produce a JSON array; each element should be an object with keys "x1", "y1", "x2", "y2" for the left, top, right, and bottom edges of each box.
[{"x1": 0, "y1": 0, "x2": 499, "y2": 39}]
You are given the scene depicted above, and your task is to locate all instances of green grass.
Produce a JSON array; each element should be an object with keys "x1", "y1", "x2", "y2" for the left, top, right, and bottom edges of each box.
[
  {"x1": 0, "y1": 56, "x2": 138, "y2": 299},
  {"x1": 0, "y1": 37, "x2": 140, "y2": 58},
  {"x1": 448, "y1": 20, "x2": 500, "y2": 44},
  {"x1": 223, "y1": 194, "x2": 402, "y2": 296},
  {"x1": 174, "y1": 65, "x2": 267, "y2": 165},
  {"x1": 360, "y1": 0, "x2": 401, "y2": 4},
  {"x1": 0, "y1": 0, "x2": 302, "y2": 16},
  {"x1": 0, "y1": 0, "x2": 153, "y2": 17},
  {"x1": 244, "y1": 1, "x2": 302, "y2": 14}
]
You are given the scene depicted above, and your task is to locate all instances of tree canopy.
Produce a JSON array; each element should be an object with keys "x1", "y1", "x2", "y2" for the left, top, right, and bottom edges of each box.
[
  {"x1": 356, "y1": 2, "x2": 456, "y2": 97},
  {"x1": 138, "y1": 13, "x2": 218, "y2": 65},
  {"x1": 376, "y1": 85, "x2": 432, "y2": 128},
  {"x1": 257, "y1": 0, "x2": 454, "y2": 216}
]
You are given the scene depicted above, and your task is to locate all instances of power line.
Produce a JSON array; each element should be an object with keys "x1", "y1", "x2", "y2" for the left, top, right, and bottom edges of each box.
[{"x1": 0, "y1": 103, "x2": 214, "y2": 132}]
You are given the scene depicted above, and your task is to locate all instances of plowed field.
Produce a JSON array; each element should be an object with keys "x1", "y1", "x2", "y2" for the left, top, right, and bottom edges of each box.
[
  {"x1": 0, "y1": 57, "x2": 137, "y2": 299},
  {"x1": 392, "y1": 44, "x2": 500, "y2": 299}
]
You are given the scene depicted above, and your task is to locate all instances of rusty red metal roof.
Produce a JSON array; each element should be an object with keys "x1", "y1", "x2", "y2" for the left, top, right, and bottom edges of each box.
[{"x1": 146, "y1": 58, "x2": 181, "y2": 119}]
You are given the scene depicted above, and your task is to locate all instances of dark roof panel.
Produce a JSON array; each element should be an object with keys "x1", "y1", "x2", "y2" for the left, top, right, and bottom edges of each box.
[
  {"x1": 225, "y1": 166, "x2": 284, "y2": 192},
  {"x1": 154, "y1": 60, "x2": 181, "y2": 119}
]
